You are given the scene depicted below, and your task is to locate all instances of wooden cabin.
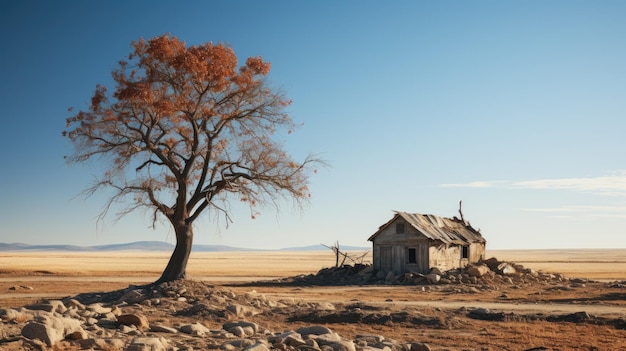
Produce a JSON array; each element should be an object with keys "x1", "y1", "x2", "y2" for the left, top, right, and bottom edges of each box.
[{"x1": 368, "y1": 211, "x2": 486, "y2": 275}]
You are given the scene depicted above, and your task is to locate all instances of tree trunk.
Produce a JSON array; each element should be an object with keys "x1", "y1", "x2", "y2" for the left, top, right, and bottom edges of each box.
[{"x1": 156, "y1": 224, "x2": 193, "y2": 283}]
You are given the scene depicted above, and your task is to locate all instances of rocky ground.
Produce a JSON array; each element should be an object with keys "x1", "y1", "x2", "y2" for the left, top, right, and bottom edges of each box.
[{"x1": 2, "y1": 258, "x2": 626, "y2": 350}]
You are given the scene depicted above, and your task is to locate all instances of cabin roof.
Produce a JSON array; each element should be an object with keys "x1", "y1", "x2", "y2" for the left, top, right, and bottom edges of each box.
[{"x1": 368, "y1": 211, "x2": 486, "y2": 245}]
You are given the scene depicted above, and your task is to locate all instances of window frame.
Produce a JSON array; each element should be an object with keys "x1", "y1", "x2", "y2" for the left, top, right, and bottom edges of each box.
[
  {"x1": 461, "y1": 245, "x2": 469, "y2": 260},
  {"x1": 395, "y1": 222, "x2": 405, "y2": 234},
  {"x1": 407, "y1": 247, "x2": 417, "y2": 264}
]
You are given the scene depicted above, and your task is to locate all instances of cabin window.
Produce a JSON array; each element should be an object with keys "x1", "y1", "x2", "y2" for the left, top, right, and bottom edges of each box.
[
  {"x1": 461, "y1": 245, "x2": 469, "y2": 259},
  {"x1": 396, "y1": 222, "x2": 405, "y2": 234},
  {"x1": 407, "y1": 248, "x2": 417, "y2": 264}
]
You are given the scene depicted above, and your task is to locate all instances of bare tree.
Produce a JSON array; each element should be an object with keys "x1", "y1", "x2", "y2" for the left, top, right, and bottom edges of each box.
[{"x1": 64, "y1": 34, "x2": 322, "y2": 283}]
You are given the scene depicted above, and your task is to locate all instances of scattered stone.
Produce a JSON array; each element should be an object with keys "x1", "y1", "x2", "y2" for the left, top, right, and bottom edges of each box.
[
  {"x1": 410, "y1": 342, "x2": 432, "y2": 351},
  {"x1": 223, "y1": 320, "x2": 259, "y2": 334},
  {"x1": 385, "y1": 271, "x2": 396, "y2": 284},
  {"x1": 88, "y1": 303, "x2": 112, "y2": 314},
  {"x1": 25, "y1": 300, "x2": 67, "y2": 314},
  {"x1": 297, "y1": 325, "x2": 334, "y2": 335},
  {"x1": 127, "y1": 337, "x2": 168, "y2": 351},
  {"x1": 426, "y1": 273, "x2": 440, "y2": 284},
  {"x1": 21, "y1": 320, "x2": 62, "y2": 346},
  {"x1": 467, "y1": 264, "x2": 490, "y2": 278},
  {"x1": 150, "y1": 324, "x2": 179, "y2": 333},
  {"x1": 117, "y1": 313, "x2": 150, "y2": 330},
  {"x1": 227, "y1": 303, "x2": 259, "y2": 317},
  {"x1": 179, "y1": 322, "x2": 212, "y2": 336},
  {"x1": 243, "y1": 341, "x2": 271, "y2": 351}
]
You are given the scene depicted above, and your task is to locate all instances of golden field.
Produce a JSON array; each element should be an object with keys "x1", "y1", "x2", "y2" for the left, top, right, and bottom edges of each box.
[{"x1": 2, "y1": 249, "x2": 626, "y2": 280}]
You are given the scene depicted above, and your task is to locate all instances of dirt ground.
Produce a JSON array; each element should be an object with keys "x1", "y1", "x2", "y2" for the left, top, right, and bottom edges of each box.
[{"x1": 2, "y1": 249, "x2": 626, "y2": 350}]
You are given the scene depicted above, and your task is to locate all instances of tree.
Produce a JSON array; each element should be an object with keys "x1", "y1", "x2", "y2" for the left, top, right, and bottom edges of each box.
[{"x1": 64, "y1": 34, "x2": 321, "y2": 283}]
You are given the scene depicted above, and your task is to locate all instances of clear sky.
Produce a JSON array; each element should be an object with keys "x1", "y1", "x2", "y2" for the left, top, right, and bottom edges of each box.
[{"x1": 1, "y1": 1, "x2": 625, "y2": 250}]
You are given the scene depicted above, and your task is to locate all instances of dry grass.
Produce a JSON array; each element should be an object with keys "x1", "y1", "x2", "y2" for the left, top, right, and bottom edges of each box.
[
  {"x1": 3, "y1": 249, "x2": 626, "y2": 350},
  {"x1": 2, "y1": 249, "x2": 626, "y2": 280},
  {"x1": 0, "y1": 251, "x2": 340, "y2": 277}
]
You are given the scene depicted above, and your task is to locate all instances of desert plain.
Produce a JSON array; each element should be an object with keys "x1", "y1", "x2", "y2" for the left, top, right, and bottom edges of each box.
[{"x1": 2, "y1": 249, "x2": 626, "y2": 350}]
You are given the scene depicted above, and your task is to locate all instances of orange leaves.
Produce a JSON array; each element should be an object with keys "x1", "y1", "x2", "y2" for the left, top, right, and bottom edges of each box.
[
  {"x1": 64, "y1": 33, "x2": 320, "y2": 230},
  {"x1": 245, "y1": 57, "x2": 271, "y2": 75},
  {"x1": 141, "y1": 34, "x2": 186, "y2": 63},
  {"x1": 90, "y1": 85, "x2": 107, "y2": 111}
]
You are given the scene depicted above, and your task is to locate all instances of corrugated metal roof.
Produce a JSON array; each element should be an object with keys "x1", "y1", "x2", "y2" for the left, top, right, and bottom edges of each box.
[{"x1": 368, "y1": 211, "x2": 486, "y2": 245}]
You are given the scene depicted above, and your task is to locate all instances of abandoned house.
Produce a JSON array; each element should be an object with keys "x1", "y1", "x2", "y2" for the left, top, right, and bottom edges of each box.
[{"x1": 368, "y1": 211, "x2": 486, "y2": 275}]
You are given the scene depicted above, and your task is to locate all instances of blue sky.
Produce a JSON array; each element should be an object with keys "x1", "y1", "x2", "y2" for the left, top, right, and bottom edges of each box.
[{"x1": 1, "y1": 1, "x2": 625, "y2": 250}]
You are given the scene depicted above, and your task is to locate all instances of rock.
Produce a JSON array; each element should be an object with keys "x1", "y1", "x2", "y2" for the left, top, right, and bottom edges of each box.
[
  {"x1": 0, "y1": 308, "x2": 30, "y2": 322},
  {"x1": 356, "y1": 334, "x2": 385, "y2": 344},
  {"x1": 66, "y1": 329, "x2": 89, "y2": 340},
  {"x1": 118, "y1": 325, "x2": 135, "y2": 334},
  {"x1": 88, "y1": 303, "x2": 112, "y2": 314},
  {"x1": 467, "y1": 264, "x2": 490, "y2": 278},
  {"x1": 426, "y1": 273, "x2": 440, "y2": 284},
  {"x1": 223, "y1": 320, "x2": 259, "y2": 334},
  {"x1": 223, "y1": 339, "x2": 257, "y2": 349},
  {"x1": 468, "y1": 308, "x2": 506, "y2": 321},
  {"x1": 25, "y1": 300, "x2": 67, "y2": 314},
  {"x1": 117, "y1": 313, "x2": 150, "y2": 330},
  {"x1": 22, "y1": 321, "x2": 62, "y2": 346},
  {"x1": 78, "y1": 338, "x2": 127, "y2": 350},
  {"x1": 410, "y1": 342, "x2": 432, "y2": 351},
  {"x1": 179, "y1": 322, "x2": 212, "y2": 336},
  {"x1": 385, "y1": 271, "x2": 396, "y2": 284},
  {"x1": 429, "y1": 267, "x2": 443, "y2": 276},
  {"x1": 315, "y1": 301, "x2": 336, "y2": 311},
  {"x1": 284, "y1": 334, "x2": 308, "y2": 347},
  {"x1": 228, "y1": 326, "x2": 246, "y2": 337},
  {"x1": 65, "y1": 299, "x2": 86, "y2": 310},
  {"x1": 297, "y1": 325, "x2": 334, "y2": 335},
  {"x1": 22, "y1": 314, "x2": 85, "y2": 346},
  {"x1": 315, "y1": 334, "x2": 356, "y2": 351},
  {"x1": 243, "y1": 341, "x2": 271, "y2": 351},
  {"x1": 150, "y1": 324, "x2": 178, "y2": 333},
  {"x1": 119, "y1": 289, "x2": 145, "y2": 304},
  {"x1": 497, "y1": 263, "x2": 517, "y2": 275},
  {"x1": 269, "y1": 330, "x2": 302, "y2": 344},
  {"x1": 126, "y1": 337, "x2": 168, "y2": 351},
  {"x1": 227, "y1": 303, "x2": 259, "y2": 317}
]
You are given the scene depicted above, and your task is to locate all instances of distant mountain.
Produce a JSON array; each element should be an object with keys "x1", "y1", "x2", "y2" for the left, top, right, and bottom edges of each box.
[
  {"x1": 94, "y1": 241, "x2": 175, "y2": 251},
  {"x1": 0, "y1": 241, "x2": 368, "y2": 252},
  {"x1": 0, "y1": 241, "x2": 174, "y2": 252},
  {"x1": 192, "y1": 244, "x2": 261, "y2": 252}
]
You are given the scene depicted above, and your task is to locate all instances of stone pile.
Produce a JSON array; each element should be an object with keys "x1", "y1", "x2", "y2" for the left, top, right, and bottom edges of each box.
[
  {"x1": 266, "y1": 257, "x2": 588, "y2": 289},
  {"x1": 0, "y1": 280, "x2": 434, "y2": 351}
]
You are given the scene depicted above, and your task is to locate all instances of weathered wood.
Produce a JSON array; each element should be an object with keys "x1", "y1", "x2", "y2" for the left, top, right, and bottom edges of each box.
[{"x1": 369, "y1": 212, "x2": 486, "y2": 275}]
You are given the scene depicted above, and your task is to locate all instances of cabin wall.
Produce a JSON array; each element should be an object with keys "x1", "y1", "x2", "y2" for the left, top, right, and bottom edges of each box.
[
  {"x1": 371, "y1": 217, "x2": 430, "y2": 274},
  {"x1": 428, "y1": 244, "x2": 461, "y2": 272},
  {"x1": 470, "y1": 242, "x2": 486, "y2": 262},
  {"x1": 428, "y1": 242, "x2": 486, "y2": 272}
]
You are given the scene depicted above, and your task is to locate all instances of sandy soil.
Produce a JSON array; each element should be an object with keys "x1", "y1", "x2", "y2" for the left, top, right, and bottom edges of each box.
[{"x1": 2, "y1": 249, "x2": 626, "y2": 350}]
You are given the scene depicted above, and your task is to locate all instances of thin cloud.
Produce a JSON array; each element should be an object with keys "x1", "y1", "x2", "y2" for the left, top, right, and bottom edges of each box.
[
  {"x1": 439, "y1": 171, "x2": 626, "y2": 196},
  {"x1": 513, "y1": 172, "x2": 626, "y2": 195},
  {"x1": 439, "y1": 181, "x2": 497, "y2": 188},
  {"x1": 522, "y1": 205, "x2": 626, "y2": 219}
]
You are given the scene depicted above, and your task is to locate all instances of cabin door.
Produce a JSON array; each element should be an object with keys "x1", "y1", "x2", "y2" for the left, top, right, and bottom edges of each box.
[
  {"x1": 380, "y1": 246, "x2": 392, "y2": 273},
  {"x1": 417, "y1": 244, "x2": 429, "y2": 273}
]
